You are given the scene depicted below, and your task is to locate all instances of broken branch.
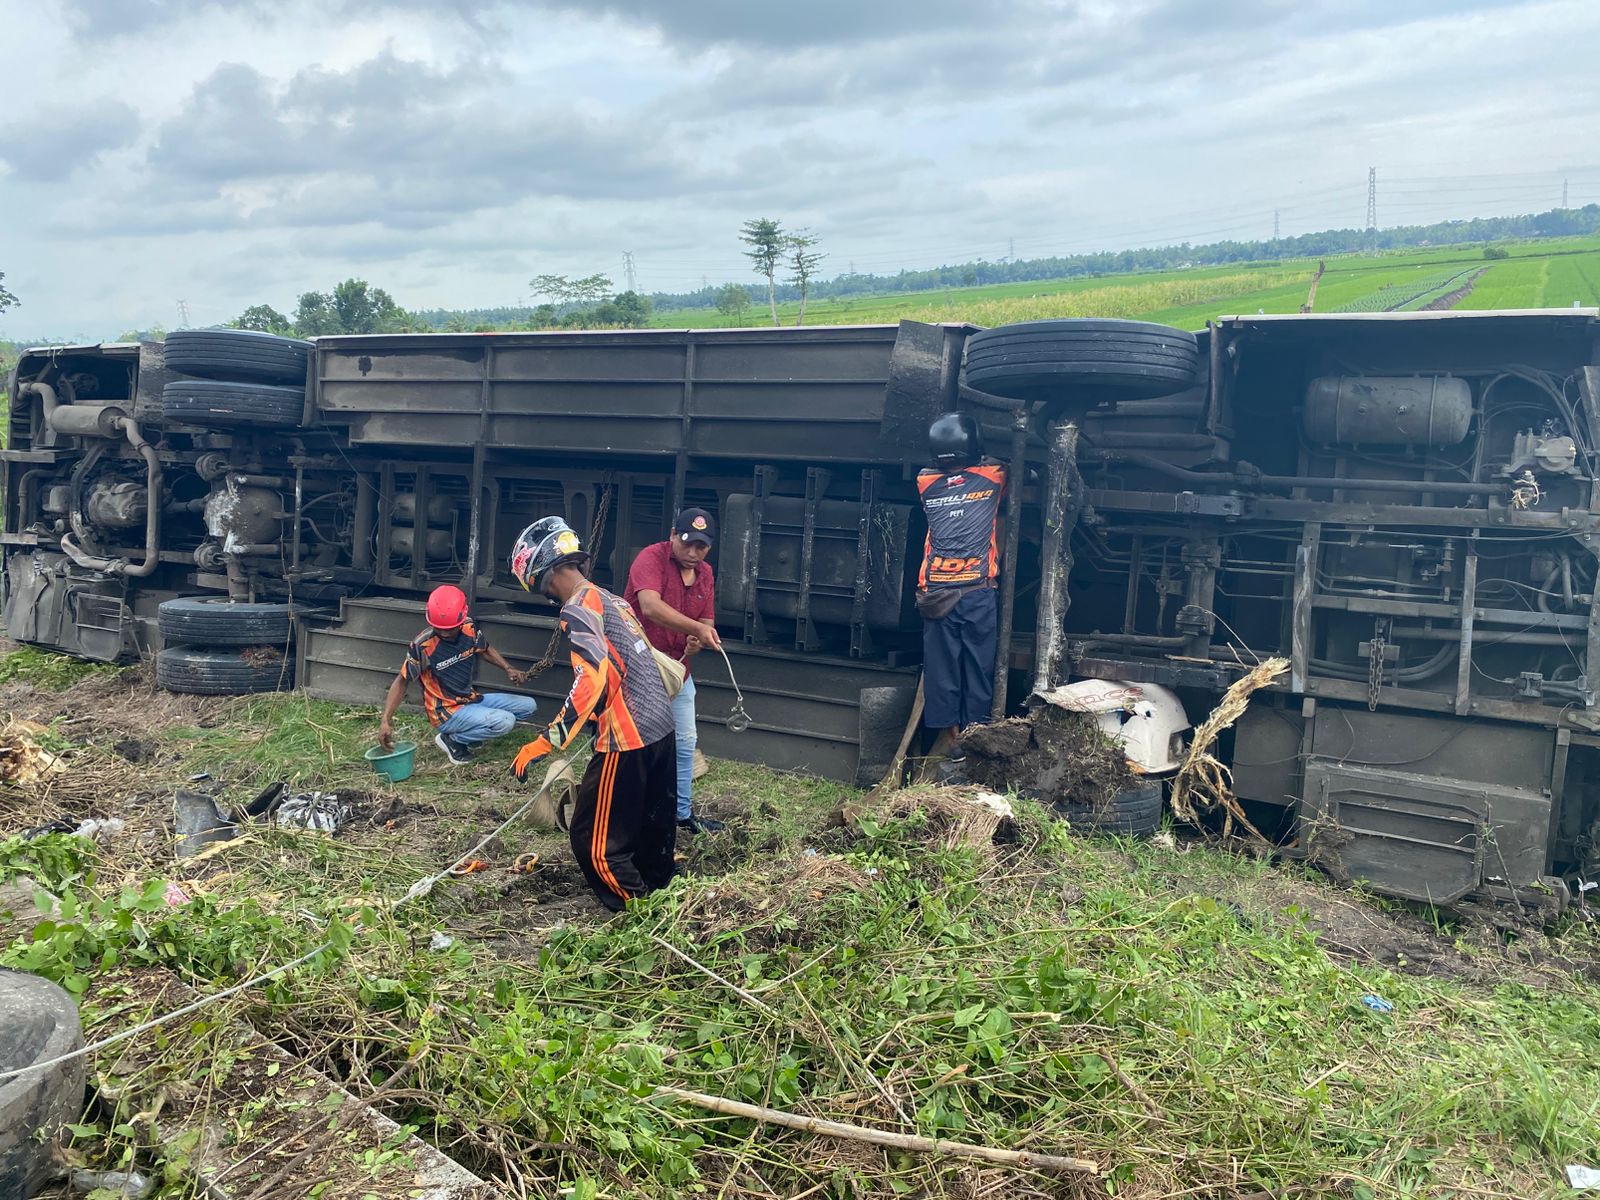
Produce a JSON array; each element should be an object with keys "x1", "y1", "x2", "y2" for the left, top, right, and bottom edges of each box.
[{"x1": 654, "y1": 1085, "x2": 1099, "y2": 1175}]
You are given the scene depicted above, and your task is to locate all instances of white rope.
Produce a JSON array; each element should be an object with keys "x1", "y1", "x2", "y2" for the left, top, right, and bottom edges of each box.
[{"x1": 0, "y1": 738, "x2": 591, "y2": 1085}]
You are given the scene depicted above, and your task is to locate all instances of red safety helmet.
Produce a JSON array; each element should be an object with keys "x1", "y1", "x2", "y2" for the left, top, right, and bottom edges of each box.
[{"x1": 425, "y1": 584, "x2": 469, "y2": 630}]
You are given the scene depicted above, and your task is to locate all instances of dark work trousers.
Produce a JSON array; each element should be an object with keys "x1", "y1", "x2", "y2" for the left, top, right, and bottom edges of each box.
[
  {"x1": 569, "y1": 733, "x2": 679, "y2": 912},
  {"x1": 922, "y1": 587, "x2": 998, "y2": 731}
]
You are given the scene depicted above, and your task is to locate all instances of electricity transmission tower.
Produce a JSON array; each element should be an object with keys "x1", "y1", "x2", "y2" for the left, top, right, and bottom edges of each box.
[
  {"x1": 176, "y1": 299, "x2": 191, "y2": 328},
  {"x1": 1274, "y1": 209, "x2": 1281, "y2": 240},
  {"x1": 1365, "y1": 168, "x2": 1377, "y2": 249},
  {"x1": 1563, "y1": 178, "x2": 1570, "y2": 209},
  {"x1": 622, "y1": 251, "x2": 637, "y2": 293}
]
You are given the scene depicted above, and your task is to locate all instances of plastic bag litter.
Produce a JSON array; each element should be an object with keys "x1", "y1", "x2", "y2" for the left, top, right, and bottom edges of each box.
[
  {"x1": 1568, "y1": 1166, "x2": 1600, "y2": 1190},
  {"x1": 71, "y1": 1169, "x2": 154, "y2": 1198},
  {"x1": 74, "y1": 817, "x2": 126, "y2": 841},
  {"x1": 275, "y1": 791, "x2": 353, "y2": 834}
]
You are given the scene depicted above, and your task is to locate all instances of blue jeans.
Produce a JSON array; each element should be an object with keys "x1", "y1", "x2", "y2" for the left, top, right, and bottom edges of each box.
[
  {"x1": 437, "y1": 693, "x2": 537, "y2": 745},
  {"x1": 922, "y1": 588, "x2": 997, "y2": 731},
  {"x1": 671, "y1": 674, "x2": 697, "y2": 822}
]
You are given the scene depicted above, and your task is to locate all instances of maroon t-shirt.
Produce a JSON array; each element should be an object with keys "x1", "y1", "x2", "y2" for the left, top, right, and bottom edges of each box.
[{"x1": 624, "y1": 541, "x2": 715, "y2": 674}]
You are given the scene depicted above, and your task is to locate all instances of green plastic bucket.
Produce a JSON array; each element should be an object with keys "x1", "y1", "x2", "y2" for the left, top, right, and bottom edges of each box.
[{"x1": 365, "y1": 740, "x2": 417, "y2": 783}]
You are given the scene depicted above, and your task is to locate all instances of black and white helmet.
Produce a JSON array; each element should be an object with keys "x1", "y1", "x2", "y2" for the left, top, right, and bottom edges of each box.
[{"x1": 509, "y1": 516, "x2": 588, "y2": 592}]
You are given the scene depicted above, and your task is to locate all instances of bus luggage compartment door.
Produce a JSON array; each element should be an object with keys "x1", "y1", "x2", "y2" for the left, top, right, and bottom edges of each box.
[{"x1": 1300, "y1": 759, "x2": 1550, "y2": 904}]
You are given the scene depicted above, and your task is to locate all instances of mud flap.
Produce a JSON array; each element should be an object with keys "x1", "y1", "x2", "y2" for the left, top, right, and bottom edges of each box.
[
  {"x1": 854, "y1": 685, "x2": 919, "y2": 788},
  {"x1": 1300, "y1": 759, "x2": 1551, "y2": 905},
  {"x1": 2, "y1": 552, "x2": 136, "y2": 663},
  {"x1": 3, "y1": 553, "x2": 62, "y2": 644}
]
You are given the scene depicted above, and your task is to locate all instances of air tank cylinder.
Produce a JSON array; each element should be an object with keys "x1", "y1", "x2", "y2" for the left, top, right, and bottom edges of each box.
[{"x1": 1302, "y1": 375, "x2": 1472, "y2": 446}]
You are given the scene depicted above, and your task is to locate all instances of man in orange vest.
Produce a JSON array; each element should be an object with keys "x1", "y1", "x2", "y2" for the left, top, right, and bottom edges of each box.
[
  {"x1": 378, "y1": 584, "x2": 532, "y2": 765},
  {"x1": 508, "y1": 517, "x2": 679, "y2": 912},
  {"x1": 915, "y1": 413, "x2": 1007, "y2": 767}
]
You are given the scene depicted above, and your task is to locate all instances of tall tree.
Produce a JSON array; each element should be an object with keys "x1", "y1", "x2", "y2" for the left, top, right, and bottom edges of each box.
[
  {"x1": 785, "y1": 230, "x2": 825, "y2": 326},
  {"x1": 332, "y1": 278, "x2": 405, "y2": 334},
  {"x1": 0, "y1": 271, "x2": 18, "y2": 315},
  {"x1": 530, "y1": 273, "x2": 614, "y2": 310},
  {"x1": 610, "y1": 291, "x2": 652, "y2": 327},
  {"x1": 233, "y1": 304, "x2": 292, "y2": 335},
  {"x1": 714, "y1": 282, "x2": 753, "y2": 323},
  {"x1": 294, "y1": 279, "x2": 408, "y2": 335},
  {"x1": 570, "y1": 274, "x2": 614, "y2": 308},
  {"x1": 530, "y1": 273, "x2": 576, "y2": 305},
  {"x1": 294, "y1": 291, "x2": 339, "y2": 336},
  {"x1": 739, "y1": 218, "x2": 786, "y2": 326}
]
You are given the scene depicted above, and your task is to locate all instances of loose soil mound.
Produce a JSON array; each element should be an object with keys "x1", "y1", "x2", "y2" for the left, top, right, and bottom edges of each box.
[{"x1": 960, "y1": 709, "x2": 1134, "y2": 808}]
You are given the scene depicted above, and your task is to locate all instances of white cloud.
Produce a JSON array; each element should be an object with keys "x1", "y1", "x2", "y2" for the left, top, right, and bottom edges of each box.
[{"x1": 2, "y1": 0, "x2": 1598, "y2": 337}]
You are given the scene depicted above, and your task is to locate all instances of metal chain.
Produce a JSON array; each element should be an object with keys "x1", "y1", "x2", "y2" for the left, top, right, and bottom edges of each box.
[
  {"x1": 1367, "y1": 619, "x2": 1388, "y2": 712},
  {"x1": 525, "y1": 475, "x2": 614, "y2": 680}
]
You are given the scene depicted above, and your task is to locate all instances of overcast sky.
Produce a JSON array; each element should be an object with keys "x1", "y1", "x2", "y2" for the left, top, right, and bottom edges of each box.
[{"x1": 2, "y1": 0, "x2": 1598, "y2": 339}]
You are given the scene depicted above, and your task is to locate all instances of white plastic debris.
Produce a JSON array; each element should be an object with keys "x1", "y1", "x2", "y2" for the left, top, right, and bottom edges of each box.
[
  {"x1": 1152, "y1": 830, "x2": 1178, "y2": 851},
  {"x1": 71, "y1": 1170, "x2": 154, "y2": 1198},
  {"x1": 429, "y1": 932, "x2": 455, "y2": 952},
  {"x1": 1569, "y1": 1166, "x2": 1600, "y2": 1190},
  {"x1": 73, "y1": 817, "x2": 126, "y2": 841},
  {"x1": 970, "y1": 791, "x2": 1015, "y2": 820},
  {"x1": 1036, "y1": 678, "x2": 1191, "y2": 775},
  {"x1": 275, "y1": 791, "x2": 353, "y2": 834}
]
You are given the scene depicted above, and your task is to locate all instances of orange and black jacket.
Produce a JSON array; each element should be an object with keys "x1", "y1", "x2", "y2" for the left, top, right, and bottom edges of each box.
[
  {"x1": 916, "y1": 462, "x2": 1007, "y2": 589},
  {"x1": 401, "y1": 620, "x2": 487, "y2": 725},
  {"x1": 512, "y1": 583, "x2": 675, "y2": 772}
]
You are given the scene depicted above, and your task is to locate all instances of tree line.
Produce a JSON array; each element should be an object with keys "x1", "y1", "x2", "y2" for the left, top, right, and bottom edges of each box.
[{"x1": 650, "y1": 203, "x2": 1600, "y2": 313}]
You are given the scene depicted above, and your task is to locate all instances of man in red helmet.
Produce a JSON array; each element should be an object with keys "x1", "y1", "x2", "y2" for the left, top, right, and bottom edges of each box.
[{"x1": 377, "y1": 584, "x2": 533, "y2": 765}]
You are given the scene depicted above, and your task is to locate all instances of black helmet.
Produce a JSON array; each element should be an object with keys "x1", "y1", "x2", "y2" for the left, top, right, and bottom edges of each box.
[
  {"x1": 929, "y1": 412, "x2": 981, "y2": 466},
  {"x1": 510, "y1": 516, "x2": 589, "y2": 593}
]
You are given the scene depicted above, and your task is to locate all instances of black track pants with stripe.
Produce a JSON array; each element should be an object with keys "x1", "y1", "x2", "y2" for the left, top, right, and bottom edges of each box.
[{"x1": 569, "y1": 733, "x2": 678, "y2": 912}]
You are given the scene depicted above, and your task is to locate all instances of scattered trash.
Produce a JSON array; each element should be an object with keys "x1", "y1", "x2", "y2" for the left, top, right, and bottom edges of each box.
[
  {"x1": 510, "y1": 852, "x2": 540, "y2": 874},
  {"x1": 1359, "y1": 993, "x2": 1394, "y2": 1015},
  {"x1": 243, "y1": 780, "x2": 287, "y2": 819},
  {"x1": 275, "y1": 790, "x2": 353, "y2": 834},
  {"x1": 803, "y1": 847, "x2": 820, "y2": 858},
  {"x1": 174, "y1": 790, "x2": 238, "y2": 859},
  {"x1": 0, "y1": 718, "x2": 67, "y2": 785},
  {"x1": 22, "y1": 816, "x2": 77, "y2": 839},
  {"x1": 448, "y1": 859, "x2": 489, "y2": 876},
  {"x1": 73, "y1": 816, "x2": 126, "y2": 842},
  {"x1": 70, "y1": 1169, "x2": 154, "y2": 1198},
  {"x1": 1568, "y1": 1165, "x2": 1600, "y2": 1189},
  {"x1": 187, "y1": 772, "x2": 212, "y2": 783},
  {"x1": 429, "y1": 932, "x2": 456, "y2": 952},
  {"x1": 163, "y1": 881, "x2": 189, "y2": 907},
  {"x1": 970, "y1": 790, "x2": 1015, "y2": 820},
  {"x1": 1151, "y1": 830, "x2": 1178, "y2": 851}
]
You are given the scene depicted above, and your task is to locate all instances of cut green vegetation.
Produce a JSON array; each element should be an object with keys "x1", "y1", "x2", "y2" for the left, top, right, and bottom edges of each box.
[
  {"x1": 4, "y1": 668, "x2": 1600, "y2": 1198},
  {"x1": 0, "y1": 645, "x2": 127, "y2": 691}
]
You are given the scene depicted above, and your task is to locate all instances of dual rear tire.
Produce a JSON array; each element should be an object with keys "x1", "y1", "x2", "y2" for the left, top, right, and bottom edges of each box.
[
  {"x1": 155, "y1": 598, "x2": 295, "y2": 696},
  {"x1": 161, "y1": 329, "x2": 311, "y2": 430}
]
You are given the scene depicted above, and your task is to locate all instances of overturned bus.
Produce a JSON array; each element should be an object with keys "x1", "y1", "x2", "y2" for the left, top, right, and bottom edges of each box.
[{"x1": 5, "y1": 309, "x2": 1600, "y2": 907}]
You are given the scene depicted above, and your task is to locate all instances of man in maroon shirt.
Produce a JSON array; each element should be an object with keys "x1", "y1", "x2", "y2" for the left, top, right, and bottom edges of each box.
[{"x1": 625, "y1": 508, "x2": 726, "y2": 834}]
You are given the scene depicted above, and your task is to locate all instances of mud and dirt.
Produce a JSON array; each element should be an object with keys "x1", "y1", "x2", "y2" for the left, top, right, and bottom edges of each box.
[
  {"x1": 959, "y1": 709, "x2": 1134, "y2": 808},
  {"x1": 1421, "y1": 268, "x2": 1487, "y2": 311}
]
